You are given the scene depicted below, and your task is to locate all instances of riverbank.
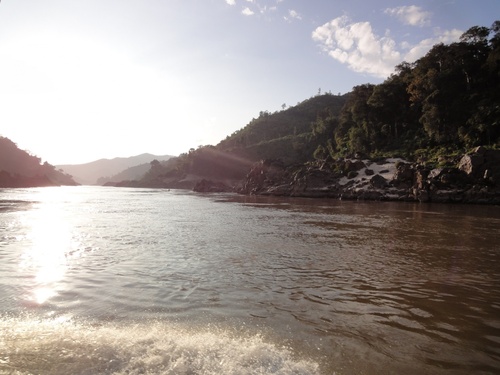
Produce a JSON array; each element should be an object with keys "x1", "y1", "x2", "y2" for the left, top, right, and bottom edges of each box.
[{"x1": 194, "y1": 146, "x2": 500, "y2": 205}]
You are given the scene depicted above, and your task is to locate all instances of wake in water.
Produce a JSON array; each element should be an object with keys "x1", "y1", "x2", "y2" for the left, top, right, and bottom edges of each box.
[{"x1": 0, "y1": 316, "x2": 320, "y2": 375}]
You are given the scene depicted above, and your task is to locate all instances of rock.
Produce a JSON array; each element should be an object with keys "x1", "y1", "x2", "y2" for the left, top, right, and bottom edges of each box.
[
  {"x1": 415, "y1": 168, "x2": 430, "y2": 190},
  {"x1": 241, "y1": 159, "x2": 286, "y2": 194},
  {"x1": 234, "y1": 150, "x2": 500, "y2": 204},
  {"x1": 438, "y1": 168, "x2": 469, "y2": 187},
  {"x1": 458, "y1": 154, "x2": 484, "y2": 176},
  {"x1": 393, "y1": 163, "x2": 413, "y2": 182},
  {"x1": 193, "y1": 179, "x2": 232, "y2": 193},
  {"x1": 344, "y1": 159, "x2": 366, "y2": 172},
  {"x1": 428, "y1": 168, "x2": 442, "y2": 179},
  {"x1": 370, "y1": 174, "x2": 387, "y2": 189}
]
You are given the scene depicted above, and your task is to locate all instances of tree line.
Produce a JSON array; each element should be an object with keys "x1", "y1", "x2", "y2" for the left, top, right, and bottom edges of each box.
[{"x1": 311, "y1": 22, "x2": 500, "y2": 162}]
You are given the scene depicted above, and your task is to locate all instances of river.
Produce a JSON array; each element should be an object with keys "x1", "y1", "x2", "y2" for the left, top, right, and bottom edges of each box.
[{"x1": 1, "y1": 186, "x2": 499, "y2": 374}]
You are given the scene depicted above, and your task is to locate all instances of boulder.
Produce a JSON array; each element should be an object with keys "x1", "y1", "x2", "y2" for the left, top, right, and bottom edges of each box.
[
  {"x1": 458, "y1": 154, "x2": 484, "y2": 176},
  {"x1": 415, "y1": 168, "x2": 430, "y2": 190},
  {"x1": 241, "y1": 159, "x2": 286, "y2": 194},
  {"x1": 393, "y1": 162, "x2": 413, "y2": 183},
  {"x1": 344, "y1": 159, "x2": 366, "y2": 172},
  {"x1": 370, "y1": 174, "x2": 387, "y2": 189},
  {"x1": 438, "y1": 168, "x2": 469, "y2": 187}
]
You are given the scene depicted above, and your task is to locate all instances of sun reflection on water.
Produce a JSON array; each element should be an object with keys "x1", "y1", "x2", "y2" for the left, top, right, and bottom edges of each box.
[{"x1": 18, "y1": 188, "x2": 81, "y2": 305}]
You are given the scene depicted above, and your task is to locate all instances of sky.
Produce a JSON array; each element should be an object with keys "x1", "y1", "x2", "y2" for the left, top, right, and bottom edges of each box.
[{"x1": 1, "y1": 0, "x2": 499, "y2": 165}]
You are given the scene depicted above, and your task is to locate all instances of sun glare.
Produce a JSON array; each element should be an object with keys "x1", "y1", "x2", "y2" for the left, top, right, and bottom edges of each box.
[{"x1": 18, "y1": 188, "x2": 76, "y2": 305}]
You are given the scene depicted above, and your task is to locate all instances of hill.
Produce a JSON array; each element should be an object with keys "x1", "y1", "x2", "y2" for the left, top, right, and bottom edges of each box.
[
  {"x1": 0, "y1": 136, "x2": 77, "y2": 187},
  {"x1": 57, "y1": 153, "x2": 173, "y2": 185},
  {"x1": 217, "y1": 93, "x2": 348, "y2": 163},
  {"x1": 96, "y1": 162, "x2": 160, "y2": 186}
]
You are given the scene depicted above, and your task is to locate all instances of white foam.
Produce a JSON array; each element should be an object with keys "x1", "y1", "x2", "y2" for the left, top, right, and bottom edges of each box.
[{"x1": 0, "y1": 316, "x2": 320, "y2": 375}]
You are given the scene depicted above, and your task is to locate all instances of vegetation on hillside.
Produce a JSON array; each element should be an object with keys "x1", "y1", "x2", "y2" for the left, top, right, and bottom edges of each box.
[
  {"x1": 312, "y1": 22, "x2": 500, "y2": 163},
  {"x1": 0, "y1": 136, "x2": 77, "y2": 187}
]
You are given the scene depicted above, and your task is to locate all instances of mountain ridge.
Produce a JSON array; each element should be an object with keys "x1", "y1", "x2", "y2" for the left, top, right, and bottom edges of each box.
[{"x1": 57, "y1": 153, "x2": 173, "y2": 185}]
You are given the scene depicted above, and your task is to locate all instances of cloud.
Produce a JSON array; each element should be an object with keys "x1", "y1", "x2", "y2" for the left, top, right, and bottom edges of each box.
[
  {"x1": 312, "y1": 15, "x2": 401, "y2": 78},
  {"x1": 403, "y1": 28, "x2": 463, "y2": 62},
  {"x1": 228, "y1": 0, "x2": 285, "y2": 18},
  {"x1": 384, "y1": 5, "x2": 431, "y2": 27},
  {"x1": 284, "y1": 9, "x2": 302, "y2": 22},
  {"x1": 242, "y1": 7, "x2": 254, "y2": 16},
  {"x1": 312, "y1": 15, "x2": 462, "y2": 78}
]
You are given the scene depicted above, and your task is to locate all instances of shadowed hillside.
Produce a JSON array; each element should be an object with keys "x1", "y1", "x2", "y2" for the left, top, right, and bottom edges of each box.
[{"x1": 0, "y1": 136, "x2": 77, "y2": 187}]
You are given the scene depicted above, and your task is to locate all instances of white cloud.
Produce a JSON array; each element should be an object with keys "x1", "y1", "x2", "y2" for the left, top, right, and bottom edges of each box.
[
  {"x1": 384, "y1": 5, "x2": 431, "y2": 27},
  {"x1": 229, "y1": 0, "x2": 286, "y2": 18},
  {"x1": 312, "y1": 15, "x2": 401, "y2": 78},
  {"x1": 284, "y1": 9, "x2": 302, "y2": 22},
  {"x1": 242, "y1": 7, "x2": 254, "y2": 16},
  {"x1": 403, "y1": 28, "x2": 463, "y2": 62},
  {"x1": 312, "y1": 15, "x2": 462, "y2": 79}
]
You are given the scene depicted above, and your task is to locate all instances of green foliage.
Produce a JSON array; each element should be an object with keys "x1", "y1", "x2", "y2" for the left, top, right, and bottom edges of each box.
[
  {"x1": 318, "y1": 21, "x2": 500, "y2": 161},
  {"x1": 217, "y1": 94, "x2": 347, "y2": 154}
]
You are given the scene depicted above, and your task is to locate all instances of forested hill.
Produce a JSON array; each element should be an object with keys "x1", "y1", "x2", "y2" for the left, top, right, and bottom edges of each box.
[
  {"x1": 118, "y1": 22, "x2": 500, "y2": 189},
  {"x1": 0, "y1": 136, "x2": 77, "y2": 187},
  {"x1": 217, "y1": 93, "x2": 348, "y2": 156},
  {"x1": 309, "y1": 22, "x2": 500, "y2": 162}
]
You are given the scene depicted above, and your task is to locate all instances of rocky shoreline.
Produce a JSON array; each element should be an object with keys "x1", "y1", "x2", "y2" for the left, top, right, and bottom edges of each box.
[{"x1": 194, "y1": 146, "x2": 500, "y2": 205}]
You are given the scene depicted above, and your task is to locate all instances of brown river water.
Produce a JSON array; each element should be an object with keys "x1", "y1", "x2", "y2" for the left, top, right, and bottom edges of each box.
[{"x1": 1, "y1": 186, "x2": 499, "y2": 374}]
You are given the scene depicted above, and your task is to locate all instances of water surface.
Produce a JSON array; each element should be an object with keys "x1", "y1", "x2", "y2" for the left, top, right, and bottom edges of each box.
[{"x1": 1, "y1": 187, "x2": 499, "y2": 374}]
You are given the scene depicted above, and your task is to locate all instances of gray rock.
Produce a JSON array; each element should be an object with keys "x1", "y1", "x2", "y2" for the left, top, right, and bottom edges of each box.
[{"x1": 458, "y1": 154, "x2": 484, "y2": 175}]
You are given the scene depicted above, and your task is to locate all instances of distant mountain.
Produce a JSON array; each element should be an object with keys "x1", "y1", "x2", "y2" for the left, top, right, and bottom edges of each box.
[
  {"x1": 0, "y1": 136, "x2": 77, "y2": 187},
  {"x1": 96, "y1": 162, "x2": 158, "y2": 185},
  {"x1": 57, "y1": 153, "x2": 173, "y2": 185}
]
